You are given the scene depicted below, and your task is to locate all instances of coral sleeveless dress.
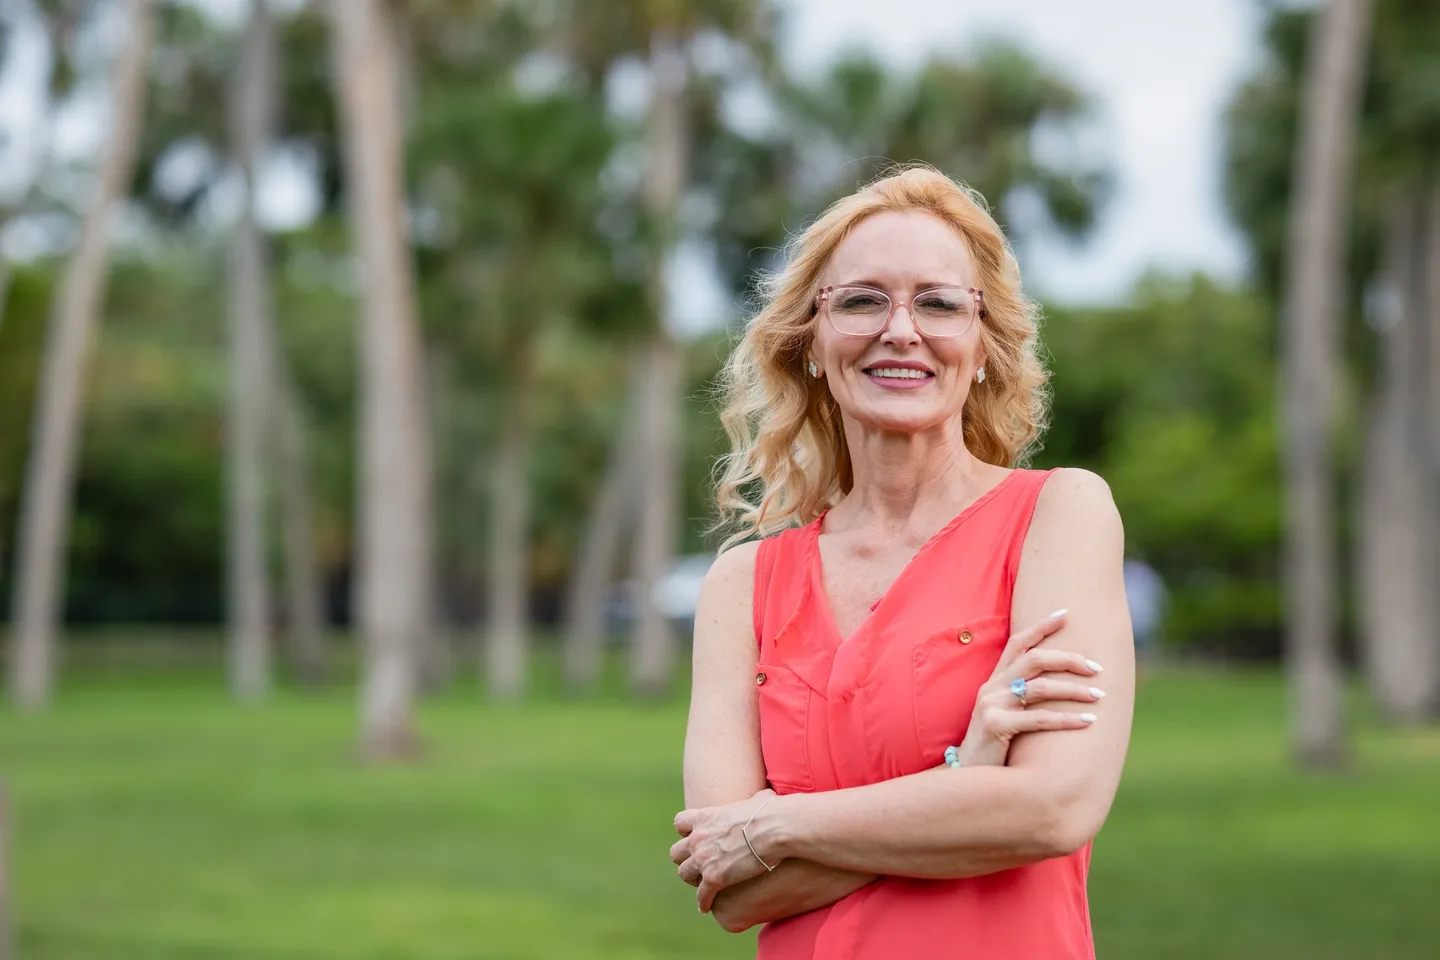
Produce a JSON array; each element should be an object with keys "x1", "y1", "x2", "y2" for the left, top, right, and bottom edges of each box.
[{"x1": 750, "y1": 468, "x2": 1094, "y2": 960}]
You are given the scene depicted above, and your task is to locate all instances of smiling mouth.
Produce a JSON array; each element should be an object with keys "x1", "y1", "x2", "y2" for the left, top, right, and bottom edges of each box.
[{"x1": 864, "y1": 366, "x2": 934, "y2": 381}]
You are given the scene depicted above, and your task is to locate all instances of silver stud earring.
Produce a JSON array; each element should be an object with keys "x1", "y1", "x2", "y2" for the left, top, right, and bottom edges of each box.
[
  {"x1": 976, "y1": 367, "x2": 985, "y2": 384},
  {"x1": 808, "y1": 360, "x2": 820, "y2": 378}
]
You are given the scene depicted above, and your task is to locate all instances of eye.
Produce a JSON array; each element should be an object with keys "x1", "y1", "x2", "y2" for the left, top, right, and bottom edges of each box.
[
  {"x1": 916, "y1": 294, "x2": 963, "y2": 312},
  {"x1": 835, "y1": 292, "x2": 885, "y2": 309}
]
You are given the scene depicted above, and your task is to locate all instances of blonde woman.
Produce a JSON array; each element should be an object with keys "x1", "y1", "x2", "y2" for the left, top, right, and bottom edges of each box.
[{"x1": 669, "y1": 167, "x2": 1134, "y2": 959}]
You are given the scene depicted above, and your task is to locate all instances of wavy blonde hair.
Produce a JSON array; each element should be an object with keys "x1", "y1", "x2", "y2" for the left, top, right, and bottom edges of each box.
[{"x1": 714, "y1": 165, "x2": 1050, "y2": 547}]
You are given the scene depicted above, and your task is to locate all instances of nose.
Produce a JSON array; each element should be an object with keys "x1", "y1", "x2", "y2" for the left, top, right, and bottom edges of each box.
[{"x1": 880, "y1": 299, "x2": 923, "y2": 347}]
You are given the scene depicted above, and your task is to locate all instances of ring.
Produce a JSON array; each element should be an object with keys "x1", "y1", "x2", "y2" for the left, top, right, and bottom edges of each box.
[{"x1": 1010, "y1": 676, "x2": 1028, "y2": 707}]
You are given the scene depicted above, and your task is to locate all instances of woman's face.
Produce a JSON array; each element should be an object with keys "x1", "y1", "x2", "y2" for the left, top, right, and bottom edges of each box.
[{"x1": 810, "y1": 210, "x2": 986, "y2": 436}]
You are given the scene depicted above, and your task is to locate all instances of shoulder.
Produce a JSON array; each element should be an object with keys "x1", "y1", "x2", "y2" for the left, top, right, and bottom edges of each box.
[
  {"x1": 705, "y1": 539, "x2": 763, "y2": 588},
  {"x1": 1036, "y1": 467, "x2": 1117, "y2": 511},
  {"x1": 1031, "y1": 467, "x2": 1123, "y2": 547},
  {"x1": 697, "y1": 539, "x2": 763, "y2": 612}
]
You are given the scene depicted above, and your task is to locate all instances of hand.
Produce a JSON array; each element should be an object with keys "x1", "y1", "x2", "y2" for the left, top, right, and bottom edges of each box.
[
  {"x1": 670, "y1": 789, "x2": 779, "y2": 913},
  {"x1": 955, "y1": 609, "x2": 1104, "y2": 768}
]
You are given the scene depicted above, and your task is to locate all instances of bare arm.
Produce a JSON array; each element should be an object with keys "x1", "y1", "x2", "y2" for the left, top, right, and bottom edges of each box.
[
  {"x1": 680, "y1": 541, "x2": 877, "y2": 932},
  {"x1": 740, "y1": 470, "x2": 1134, "y2": 879}
]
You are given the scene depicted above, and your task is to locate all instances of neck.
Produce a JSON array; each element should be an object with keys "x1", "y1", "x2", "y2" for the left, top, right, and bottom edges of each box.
[{"x1": 832, "y1": 416, "x2": 988, "y2": 532}]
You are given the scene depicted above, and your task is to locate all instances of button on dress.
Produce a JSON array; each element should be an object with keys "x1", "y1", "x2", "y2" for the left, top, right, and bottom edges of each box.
[{"x1": 750, "y1": 468, "x2": 1094, "y2": 960}]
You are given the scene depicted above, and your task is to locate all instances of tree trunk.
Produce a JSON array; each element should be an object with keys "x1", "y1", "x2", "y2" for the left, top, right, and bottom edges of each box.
[
  {"x1": 7, "y1": 0, "x2": 156, "y2": 710},
  {"x1": 416, "y1": 347, "x2": 453, "y2": 693},
  {"x1": 1358, "y1": 197, "x2": 1439, "y2": 721},
  {"x1": 1279, "y1": 0, "x2": 1372, "y2": 768},
  {"x1": 1428, "y1": 187, "x2": 1440, "y2": 489},
  {"x1": 274, "y1": 376, "x2": 328, "y2": 684},
  {"x1": 227, "y1": 0, "x2": 277, "y2": 702},
  {"x1": 328, "y1": 0, "x2": 433, "y2": 758},
  {"x1": 485, "y1": 345, "x2": 534, "y2": 701},
  {"x1": 630, "y1": 335, "x2": 683, "y2": 697},
  {"x1": 628, "y1": 27, "x2": 689, "y2": 698},
  {"x1": 562, "y1": 352, "x2": 644, "y2": 693},
  {"x1": 1420, "y1": 185, "x2": 1440, "y2": 716},
  {"x1": 242, "y1": 0, "x2": 326, "y2": 687}
]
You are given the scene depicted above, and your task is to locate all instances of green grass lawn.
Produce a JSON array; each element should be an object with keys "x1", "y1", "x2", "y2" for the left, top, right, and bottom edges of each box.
[{"x1": 2, "y1": 663, "x2": 1439, "y2": 959}]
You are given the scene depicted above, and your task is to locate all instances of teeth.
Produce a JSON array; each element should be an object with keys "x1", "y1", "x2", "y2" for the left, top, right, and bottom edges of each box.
[{"x1": 868, "y1": 367, "x2": 931, "y2": 379}]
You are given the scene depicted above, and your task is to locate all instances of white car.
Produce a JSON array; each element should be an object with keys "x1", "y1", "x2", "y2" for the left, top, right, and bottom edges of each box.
[{"x1": 606, "y1": 553, "x2": 717, "y2": 637}]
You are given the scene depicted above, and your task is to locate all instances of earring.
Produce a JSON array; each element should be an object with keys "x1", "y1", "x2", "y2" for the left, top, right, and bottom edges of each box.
[
  {"x1": 808, "y1": 360, "x2": 820, "y2": 378},
  {"x1": 976, "y1": 367, "x2": 985, "y2": 383}
]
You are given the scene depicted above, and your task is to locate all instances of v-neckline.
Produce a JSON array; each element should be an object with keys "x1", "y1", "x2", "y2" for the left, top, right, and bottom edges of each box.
[{"x1": 808, "y1": 469, "x2": 1024, "y2": 647}]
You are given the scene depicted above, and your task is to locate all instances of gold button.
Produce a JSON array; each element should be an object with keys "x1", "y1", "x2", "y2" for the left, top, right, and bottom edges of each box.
[
  {"x1": 959, "y1": 630, "x2": 973, "y2": 644},
  {"x1": 755, "y1": 672, "x2": 767, "y2": 685}
]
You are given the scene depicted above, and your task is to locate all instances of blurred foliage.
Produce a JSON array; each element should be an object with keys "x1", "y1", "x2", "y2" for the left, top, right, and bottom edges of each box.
[
  {"x1": 1224, "y1": 0, "x2": 1440, "y2": 306},
  {"x1": 17, "y1": 0, "x2": 1433, "y2": 659},
  {"x1": 1216, "y1": 0, "x2": 1440, "y2": 652},
  {"x1": 1040, "y1": 276, "x2": 1281, "y2": 656},
  {"x1": 0, "y1": 254, "x2": 227, "y2": 622},
  {"x1": 776, "y1": 44, "x2": 1111, "y2": 243},
  {"x1": 1, "y1": 261, "x2": 1286, "y2": 651}
]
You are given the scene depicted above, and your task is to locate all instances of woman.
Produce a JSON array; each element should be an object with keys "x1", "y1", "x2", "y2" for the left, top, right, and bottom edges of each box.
[{"x1": 668, "y1": 167, "x2": 1134, "y2": 959}]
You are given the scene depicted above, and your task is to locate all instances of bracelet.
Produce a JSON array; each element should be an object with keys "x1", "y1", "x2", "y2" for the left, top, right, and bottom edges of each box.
[
  {"x1": 741, "y1": 797, "x2": 778, "y2": 871},
  {"x1": 944, "y1": 745, "x2": 963, "y2": 768}
]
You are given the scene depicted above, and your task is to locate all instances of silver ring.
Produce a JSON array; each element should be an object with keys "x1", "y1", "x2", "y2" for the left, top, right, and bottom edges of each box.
[{"x1": 1009, "y1": 676, "x2": 1028, "y2": 707}]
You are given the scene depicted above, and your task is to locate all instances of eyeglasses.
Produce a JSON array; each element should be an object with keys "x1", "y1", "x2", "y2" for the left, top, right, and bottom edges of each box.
[{"x1": 815, "y1": 284, "x2": 985, "y2": 339}]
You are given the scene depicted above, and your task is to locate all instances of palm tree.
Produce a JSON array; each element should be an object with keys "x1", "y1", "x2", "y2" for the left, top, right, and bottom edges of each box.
[
  {"x1": 1224, "y1": 1, "x2": 1440, "y2": 724},
  {"x1": 1358, "y1": 194, "x2": 1439, "y2": 722},
  {"x1": 779, "y1": 46, "x2": 1109, "y2": 244},
  {"x1": 562, "y1": 370, "x2": 642, "y2": 692},
  {"x1": 406, "y1": 5, "x2": 622, "y2": 699},
  {"x1": 273, "y1": 384, "x2": 327, "y2": 684},
  {"x1": 626, "y1": 24, "x2": 691, "y2": 698},
  {"x1": 227, "y1": 0, "x2": 278, "y2": 701},
  {"x1": 8, "y1": 0, "x2": 156, "y2": 710},
  {"x1": 1354, "y1": 2, "x2": 1440, "y2": 722},
  {"x1": 327, "y1": 0, "x2": 433, "y2": 756},
  {"x1": 117, "y1": 0, "x2": 331, "y2": 687},
  {"x1": 1280, "y1": 0, "x2": 1374, "y2": 767},
  {"x1": 557, "y1": 0, "x2": 774, "y2": 698},
  {"x1": 1428, "y1": 188, "x2": 1440, "y2": 706}
]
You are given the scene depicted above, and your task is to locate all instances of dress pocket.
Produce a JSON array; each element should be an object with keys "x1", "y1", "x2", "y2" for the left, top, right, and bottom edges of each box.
[
  {"x1": 910, "y1": 614, "x2": 1010, "y2": 764},
  {"x1": 755, "y1": 661, "x2": 816, "y2": 793}
]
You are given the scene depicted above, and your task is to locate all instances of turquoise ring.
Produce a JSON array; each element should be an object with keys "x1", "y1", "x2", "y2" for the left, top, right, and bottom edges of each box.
[
  {"x1": 1009, "y1": 676, "x2": 1028, "y2": 706},
  {"x1": 943, "y1": 745, "x2": 962, "y2": 769}
]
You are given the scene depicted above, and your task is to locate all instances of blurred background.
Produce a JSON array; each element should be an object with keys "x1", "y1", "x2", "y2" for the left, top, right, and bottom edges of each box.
[{"x1": 0, "y1": 0, "x2": 1436, "y2": 957}]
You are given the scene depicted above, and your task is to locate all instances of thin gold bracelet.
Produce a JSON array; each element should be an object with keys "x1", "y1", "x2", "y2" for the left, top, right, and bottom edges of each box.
[{"x1": 741, "y1": 797, "x2": 778, "y2": 871}]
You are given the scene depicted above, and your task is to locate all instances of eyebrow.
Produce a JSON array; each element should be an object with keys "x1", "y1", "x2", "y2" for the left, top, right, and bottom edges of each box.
[{"x1": 838, "y1": 279, "x2": 969, "y2": 291}]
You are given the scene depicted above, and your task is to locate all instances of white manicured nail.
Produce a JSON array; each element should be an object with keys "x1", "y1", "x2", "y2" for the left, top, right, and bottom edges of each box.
[
  {"x1": 1086, "y1": 659, "x2": 1103, "y2": 673},
  {"x1": 1089, "y1": 687, "x2": 1106, "y2": 699},
  {"x1": 1080, "y1": 713, "x2": 1098, "y2": 723},
  {"x1": 1050, "y1": 608, "x2": 1068, "y2": 619}
]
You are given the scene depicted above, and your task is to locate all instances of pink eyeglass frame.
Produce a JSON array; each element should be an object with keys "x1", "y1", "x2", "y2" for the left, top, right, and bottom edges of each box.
[{"x1": 814, "y1": 284, "x2": 987, "y2": 338}]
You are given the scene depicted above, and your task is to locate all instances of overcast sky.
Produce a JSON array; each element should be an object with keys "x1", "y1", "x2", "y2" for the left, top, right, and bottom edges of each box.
[{"x1": 0, "y1": 0, "x2": 1264, "y2": 310}]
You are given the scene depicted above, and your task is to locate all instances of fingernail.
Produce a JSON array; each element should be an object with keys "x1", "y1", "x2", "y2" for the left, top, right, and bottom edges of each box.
[
  {"x1": 1080, "y1": 713, "x2": 1098, "y2": 723},
  {"x1": 1050, "y1": 608, "x2": 1068, "y2": 619},
  {"x1": 1089, "y1": 687, "x2": 1106, "y2": 699},
  {"x1": 1086, "y1": 659, "x2": 1103, "y2": 673}
]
